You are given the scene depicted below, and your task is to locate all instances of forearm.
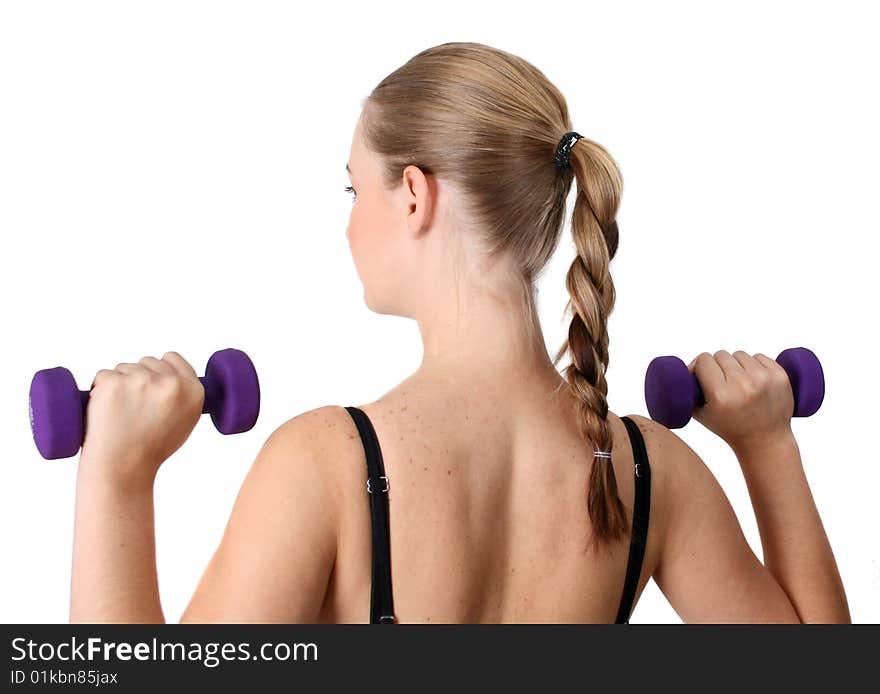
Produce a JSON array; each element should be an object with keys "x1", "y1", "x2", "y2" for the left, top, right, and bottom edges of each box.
[
  {"x1": 732, "y1": 432, "x2": 850, "y2": 623},
  {"x1": 70, "y1": 460, "x2": 165, "y2": 623}
]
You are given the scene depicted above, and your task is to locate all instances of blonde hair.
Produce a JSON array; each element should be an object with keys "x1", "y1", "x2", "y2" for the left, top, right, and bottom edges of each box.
[{"x1": 361, "y1": 42, "x2": 627, "y2": 549}]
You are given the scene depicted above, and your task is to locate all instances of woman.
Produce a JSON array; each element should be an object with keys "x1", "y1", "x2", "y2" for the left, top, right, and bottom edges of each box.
[{"x1": 70, "y1": 42, "x2": 849, "y2": 623}]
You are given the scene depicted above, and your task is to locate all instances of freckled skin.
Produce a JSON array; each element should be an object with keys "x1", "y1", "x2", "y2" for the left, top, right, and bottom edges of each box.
[{"x1": 315, "y1": 382, "x2": 667, "y2": 624}]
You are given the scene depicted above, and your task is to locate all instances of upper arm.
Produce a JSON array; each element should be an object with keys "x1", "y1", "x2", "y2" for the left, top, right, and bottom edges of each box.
[
  {"x1": 633, "y1": 415, "x2": 801, "y2": 623},
  {"x1": 179, "y1": 407, "x2": 339, "y2": 623}
]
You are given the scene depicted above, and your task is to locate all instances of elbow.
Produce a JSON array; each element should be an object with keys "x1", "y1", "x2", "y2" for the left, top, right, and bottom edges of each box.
[
  {"x1": 790, "y1": 601, "x2": 852, "y2": 624},
  {"x1": 798, "y1": 610, "x2": 852, "y2": 624}
]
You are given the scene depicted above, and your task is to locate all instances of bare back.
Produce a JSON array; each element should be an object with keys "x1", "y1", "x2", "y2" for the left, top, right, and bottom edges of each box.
[{"x1": 315, "y1": 371, "x2": 669, "y2": 623}]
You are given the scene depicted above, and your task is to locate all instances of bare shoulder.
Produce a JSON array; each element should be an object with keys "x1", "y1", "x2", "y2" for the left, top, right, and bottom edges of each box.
[
  {"x1": 619, "y1": 413, "x2": 704, "y2": 496},
  {"x1": 615, "y1": 413, "x2": 719, "y2": 573},
  {"x1": 272, "y1": 404, "x2": 355, "y2": 444},
  {"x1": 617, "y1": 413, "x2": 674, "y2": 464},
  {"x1": 228, "y1": 404, "x2": 354, "y2": 527},
  {"x1": 179, "y1": 404, "x2": 350, "y2": 623},
  {"x1": 617, "y1": 413, "x2": 726, "y2": 542},
  {"x1": 266, "y1": 405, "x2": 362, "y2": 505},
  {"x1": 617, "y1": 414, "x2": 676, "y2": 516}
]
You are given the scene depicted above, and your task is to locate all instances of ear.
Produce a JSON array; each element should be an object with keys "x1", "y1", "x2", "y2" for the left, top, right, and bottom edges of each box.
[{"x1": 400, "y1": 164, "x2": 435, "y2": 236}]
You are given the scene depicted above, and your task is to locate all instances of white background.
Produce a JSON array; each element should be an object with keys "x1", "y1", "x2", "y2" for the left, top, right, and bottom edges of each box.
[{"x1": 1, "y1": 0, "x2": 877, "y2": 623}]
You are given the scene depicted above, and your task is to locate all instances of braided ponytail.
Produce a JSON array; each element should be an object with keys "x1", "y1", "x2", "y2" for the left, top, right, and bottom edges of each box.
[{"x1": 552, "y1": 135, "x2": 627, "y2": 551}]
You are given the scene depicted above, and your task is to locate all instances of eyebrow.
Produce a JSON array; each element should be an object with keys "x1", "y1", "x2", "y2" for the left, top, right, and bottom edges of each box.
[{"x1": 345, "y1": 163, "x2": 352, "y2": 175}]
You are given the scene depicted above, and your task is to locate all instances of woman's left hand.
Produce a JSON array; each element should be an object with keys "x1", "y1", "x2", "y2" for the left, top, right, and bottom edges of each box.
[{"x1": 79, "y1": 351, "x2": 205, "y2": 489}]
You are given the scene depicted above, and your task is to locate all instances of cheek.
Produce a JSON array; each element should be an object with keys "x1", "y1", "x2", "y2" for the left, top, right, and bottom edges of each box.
[
  {"x1": 346, "y1": 205, "x2": 367, "y2": 271},
  {"x1": 346, "y1": 200, "x2": 403, "y2": 308},
  {"x1": 347, "y1": 200, "x2": 384, "y2": 278}
]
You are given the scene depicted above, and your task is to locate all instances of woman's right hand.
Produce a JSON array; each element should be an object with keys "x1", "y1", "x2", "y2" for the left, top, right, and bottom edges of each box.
[{"x1": 688, "y1": 350, "x2": 795, "y2": 451}]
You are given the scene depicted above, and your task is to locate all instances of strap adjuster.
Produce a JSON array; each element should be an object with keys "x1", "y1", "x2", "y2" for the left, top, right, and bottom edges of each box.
[
  {"x1": 379, "y1": 614, "x2": 395, "y2": 623},
  {"x1": 367, "y1": 476, "x2": 389, "y2": 494},
  {"x1": 634, "y1": 463, "x2": 643, "y2": 478}
]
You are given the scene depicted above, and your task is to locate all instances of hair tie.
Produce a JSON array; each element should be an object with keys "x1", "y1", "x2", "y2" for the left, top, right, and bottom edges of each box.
[
  {"x1": 555, "y1": 131, "x2": 583, "y2": 170},
  {"x1": 593, "y1": 450, "x2": 612, "y2": 459}
]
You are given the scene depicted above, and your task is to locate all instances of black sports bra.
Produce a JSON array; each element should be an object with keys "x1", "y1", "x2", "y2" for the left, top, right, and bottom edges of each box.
[{"x1": 343, "y1": 406, "x2": 652, "y2": 624}]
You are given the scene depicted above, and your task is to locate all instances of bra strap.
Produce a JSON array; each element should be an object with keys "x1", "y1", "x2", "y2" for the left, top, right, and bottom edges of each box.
[
  {"x1": 344, "y1": 406, "x2": 396, "y2": 624},
  {"x1": 615, "y1": 416, "x2": 652, "y2": 624}
]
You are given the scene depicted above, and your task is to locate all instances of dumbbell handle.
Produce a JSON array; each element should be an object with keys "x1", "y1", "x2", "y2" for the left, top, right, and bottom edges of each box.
[{"x1": 73, "y1": 376, "x2": 221, "y2": 415}]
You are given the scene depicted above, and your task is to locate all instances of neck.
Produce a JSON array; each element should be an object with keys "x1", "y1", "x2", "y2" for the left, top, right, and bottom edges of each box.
[{"x1": 413, "y1": 274, "x2": 562, "y2": 389}]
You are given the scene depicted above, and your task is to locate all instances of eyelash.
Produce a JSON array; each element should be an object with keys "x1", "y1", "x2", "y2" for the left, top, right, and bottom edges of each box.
[{"x1": 344, "y1": 185, "x2": 356, "y2": 201}]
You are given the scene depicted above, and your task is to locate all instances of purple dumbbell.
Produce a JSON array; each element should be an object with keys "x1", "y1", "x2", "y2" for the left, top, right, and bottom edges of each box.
[
  {"x1": 29, "y1": 348, "x2": 260, "y2": 460},
  {"x1": 644, "y1": 346, "x2": 824, "y2": 429}
]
